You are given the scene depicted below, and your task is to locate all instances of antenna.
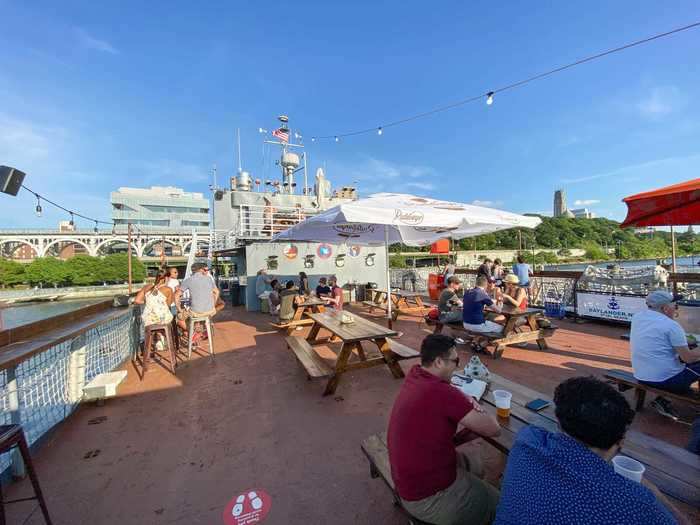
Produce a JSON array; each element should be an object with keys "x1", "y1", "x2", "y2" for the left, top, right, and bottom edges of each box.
[
  {"x1": 236, "y1": 128, "x2": 242, "y2": 174},
  {"x1": 213, "y1": 164, "x2": 218, "y2": 189}
]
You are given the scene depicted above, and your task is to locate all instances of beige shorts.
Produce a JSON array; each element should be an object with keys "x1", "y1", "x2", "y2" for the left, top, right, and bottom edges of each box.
[{"x1": 401, "y1": 449, "x2": 499, "y2": 525}]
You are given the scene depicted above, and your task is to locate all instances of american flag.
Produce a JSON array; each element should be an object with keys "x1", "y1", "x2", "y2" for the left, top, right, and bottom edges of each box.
[{"x1": 272, "y1": 127, "x2": 289, "y2": 142}]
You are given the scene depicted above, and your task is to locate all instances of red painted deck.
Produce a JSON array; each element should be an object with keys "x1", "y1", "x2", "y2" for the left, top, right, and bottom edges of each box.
[{"x1": 4, "y1": 305, "x2": 697, "y2": 524}]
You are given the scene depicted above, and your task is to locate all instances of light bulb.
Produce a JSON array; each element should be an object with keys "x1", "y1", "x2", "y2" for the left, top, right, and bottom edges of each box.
[
  {"x1": 35, "y1": 203, "x2": 42, "y2": 217},
  {"x1": 311, "y1": 137, "x2": 316, "y2": 142},
  {"x1": 377, "y1": 127, "x2": 383, "y2": 136},
  {"x1": 486, "y1": 92, "x2": 494, "y2": 106},
  {"x1": 334, "y1": 136, "x2": 339, "y2": 142}
]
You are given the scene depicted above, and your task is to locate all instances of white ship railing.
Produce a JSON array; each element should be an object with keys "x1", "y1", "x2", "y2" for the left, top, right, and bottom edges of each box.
[{"x1": 237, "y1": 204, "x2": 318, "y2": 239}]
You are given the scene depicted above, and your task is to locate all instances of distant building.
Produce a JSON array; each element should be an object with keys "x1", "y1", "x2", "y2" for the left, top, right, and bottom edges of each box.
[
  {"x1": 110, "y1": 186, "x2": 210, "y2": 231},
  {"x1": 553, "y1": 189, "x2": 567, "y2": 217},
  {"x1": 570, "y1": 208, "x2": 595, "y2": 219}
]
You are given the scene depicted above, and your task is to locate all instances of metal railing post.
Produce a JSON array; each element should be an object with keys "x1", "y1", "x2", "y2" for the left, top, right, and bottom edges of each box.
[{"x1": 68, "y1": 334, "x2": 87, "y2": 406}]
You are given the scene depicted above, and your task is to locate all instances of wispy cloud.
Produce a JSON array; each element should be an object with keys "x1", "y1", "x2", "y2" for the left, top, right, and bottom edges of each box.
[
  {"x1": 636, "y1": 86, "x2": 686, "y2": 118},
  {"x1": 330, "y1": 156, "x2": 440, "y2": 196},
  {"x1": 470, "y1": 200, "x2": 503, "y2": 208},
  {"x1": 573, "y1": 199, "x2": 600, "y2": 206},
  {"x1": 0, "y1": 113, "x2": 67, "y2": 159},
  {"x1": 562, "y1": 153, "x2": 700, "y2": 184},
  {"x1": 75, "y1": 28, "x2": 119, "y2": 54}
]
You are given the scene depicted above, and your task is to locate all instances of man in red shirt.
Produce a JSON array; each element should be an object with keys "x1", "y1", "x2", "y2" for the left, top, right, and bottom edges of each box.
[
  {"x1": 388, "y1": 334, "x2": 501, "y2": 525},
  {"x1": 326, "y1": 276, "x2": 344, "y2": 310}
]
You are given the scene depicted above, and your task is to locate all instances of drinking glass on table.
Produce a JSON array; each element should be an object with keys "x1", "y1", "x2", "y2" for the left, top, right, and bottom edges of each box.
[{"x1": 493, "y1": 390, "x2": 512, "y2": 418}]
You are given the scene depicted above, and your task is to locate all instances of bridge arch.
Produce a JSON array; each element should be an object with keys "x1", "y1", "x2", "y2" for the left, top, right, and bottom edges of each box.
[
  {"x1": 0, "y1": 239, "x2": 39, "y2": 260},
  {"x1": 182, "y1": 239, "x2": 210, "y2": 255},
  {"x1": 42, "y1": 238, "x2": 93, "y2": 258},
  {"x1": 141, "y1": 238, "x2": 184, "y2": 257},
  {"x1": 95, "y1": 238, "x2": 141, "y2": 257}
]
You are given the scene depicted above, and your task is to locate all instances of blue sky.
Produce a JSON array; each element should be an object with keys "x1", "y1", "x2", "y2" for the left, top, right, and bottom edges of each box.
[{"x1": 1, "y1": 1, "x2": 699, "y2": 228}]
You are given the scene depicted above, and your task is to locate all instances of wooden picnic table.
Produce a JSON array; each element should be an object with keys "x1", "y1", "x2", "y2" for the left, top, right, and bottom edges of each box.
[
  {"x1": 476, "y1": 373, "x2": 700, "y2": 508},
  {"x1": 306, "y1": 311, "x2": 405, "y2": 396},
  {"x1": 365, "y1": 289, "x2": 429, "y2": 320},
  {"x1": 292, "y1": 296, "x2": 326, "y2": 321}
]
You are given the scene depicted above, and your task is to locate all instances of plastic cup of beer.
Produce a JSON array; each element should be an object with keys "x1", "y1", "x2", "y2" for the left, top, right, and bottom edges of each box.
[
  {"x1": 493, "y1": 390, "x2": 512, "y2": 418},
  {"x1": 612, "y1": 455, "x2": 645, "y2": 483}
]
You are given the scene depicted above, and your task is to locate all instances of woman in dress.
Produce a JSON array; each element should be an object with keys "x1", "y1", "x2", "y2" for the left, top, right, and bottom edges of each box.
[{"x1": 135, "y1": 269, "x2": 174, "y2": 329}]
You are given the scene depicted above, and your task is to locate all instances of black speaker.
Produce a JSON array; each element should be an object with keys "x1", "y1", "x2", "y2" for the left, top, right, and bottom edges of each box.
[{"x1": 0, "y1": 166, "x2": 26, "y2": 196}]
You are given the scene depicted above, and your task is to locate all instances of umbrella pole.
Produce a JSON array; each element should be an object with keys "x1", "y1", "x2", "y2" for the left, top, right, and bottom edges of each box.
[
  {"x1": 670, "y1": 225, "x2": 677, "y2": 273},
  {"x1": 385, "y1": 225, "x2": 393, "y2": 329}
]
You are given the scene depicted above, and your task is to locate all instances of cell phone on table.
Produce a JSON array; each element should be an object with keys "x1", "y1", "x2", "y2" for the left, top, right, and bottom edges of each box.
[{"x1": 525, "y1": 398, "x2": 551, "y2": 412}]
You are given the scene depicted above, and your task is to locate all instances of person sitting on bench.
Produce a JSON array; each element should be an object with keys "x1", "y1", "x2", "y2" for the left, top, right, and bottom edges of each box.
[
  {"x1": 278, "y1": 280, "x2": 303, "y2": 323},
  {"x1": 315, "y1": 277, "x2": 332, "y2": 298},
  {"x1": 438, "y1": 276, "x2": 463, "y2": 324},
  {"x1": 388, "y1": 334, "x2": 501, "y2": 525},
  {"x1": 463, "y1": 275, "x2": 503, "y2": 335},
  {"x1": 630, "y1": 290, "x2": 700, "y2": 419},
  {"x1": 268, "y1": 279, "x2": 281, "y2": 316},
  {"x1": 491, "y1": 274, "x2": 527, "y2": 326},
  {"x1": 325, "y1": 276, "x2": 344, "y2": 310},
  {"x1": 494, "y1": 377, "x2": 683, "y2": 525}
]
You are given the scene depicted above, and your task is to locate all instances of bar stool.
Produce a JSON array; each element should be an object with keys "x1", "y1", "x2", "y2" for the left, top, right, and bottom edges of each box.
[
  {"x1": 0, "y1": 425, "x2": 53, "y2": 524},
  {"x1": 142, "y1": 323, "x2": 178, "y2": 377},
  {"x1": 187, "y1": 316, "x2": 214, "y2": 359}
]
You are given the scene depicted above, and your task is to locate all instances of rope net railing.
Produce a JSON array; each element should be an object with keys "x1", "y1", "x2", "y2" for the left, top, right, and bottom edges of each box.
[{"x1": 0, "y1": 308, "x2": 140, "y2": 473}]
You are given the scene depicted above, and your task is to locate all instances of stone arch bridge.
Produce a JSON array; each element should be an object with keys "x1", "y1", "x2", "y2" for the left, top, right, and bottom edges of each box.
[{"x1": 0, "y1": 229, "x2": 209, "y2": 260}]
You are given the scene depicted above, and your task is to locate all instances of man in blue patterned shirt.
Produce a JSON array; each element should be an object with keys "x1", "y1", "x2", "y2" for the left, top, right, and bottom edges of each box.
[{"x1": 494, "y1": 377, "x2": 685, "y2": 524}]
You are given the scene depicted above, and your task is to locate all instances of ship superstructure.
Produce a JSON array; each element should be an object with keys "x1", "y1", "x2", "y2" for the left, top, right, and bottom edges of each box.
[{"x1": 211, "y1": 115, "x2": 357, "y2": 251}]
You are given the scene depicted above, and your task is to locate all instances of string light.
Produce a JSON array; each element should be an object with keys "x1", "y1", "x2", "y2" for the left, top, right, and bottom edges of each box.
[
  {"x1": 377, "y1": 127, "x2": 383, "y2": 135},
  {"x1": 310, "y1": 21, "x2": 700, "y2": 141},
  {"x1": 311, "y1": 137, "x2": 316, "y2": 142},
  {"x1": 20, "y1": 184, "x2": 113, "y2": 227}
]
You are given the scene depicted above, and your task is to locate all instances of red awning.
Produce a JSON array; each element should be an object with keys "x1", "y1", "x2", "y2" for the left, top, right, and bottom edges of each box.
[{"x1": 620, "y1": 178, "x2": 700, "y2": 227}]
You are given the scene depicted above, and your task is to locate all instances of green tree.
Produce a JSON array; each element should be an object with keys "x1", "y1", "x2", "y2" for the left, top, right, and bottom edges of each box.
[
  {"x1": 0, "y1": 259, "x2": 26, "y2": 287},
  {"x1": 65, "y1": 255, "x2": 102, "y2": 285},
  {"x1": 581, "y1": 241, "x2": 608, "y2": 261},
  {"x1": 24, "y1": 257, "x2": 70, "y2": 286},
  {"x1": 100, "y1": 253, "x2": 146, "y2": 283}
]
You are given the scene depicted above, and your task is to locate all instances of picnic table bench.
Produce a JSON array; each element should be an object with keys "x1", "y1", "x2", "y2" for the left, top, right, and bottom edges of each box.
[
  {"x1": 270, "y1": 296, "x2": 326, "y2": 335},
  {"x1": 604, "y1": 368, "x2": 700, "y2": 411},
  {"x1": 287, "y1": 311, "x2": 419, "y2": 395},
  {"x1": 431, "y1": 305, "x2": 556, "y2": 358},
  {"x1": 363, "y1": 289, "x2": 429, "y2": 321},
  {"x1": 362, "y1": 373, "x2": 700, "y2": 511}
]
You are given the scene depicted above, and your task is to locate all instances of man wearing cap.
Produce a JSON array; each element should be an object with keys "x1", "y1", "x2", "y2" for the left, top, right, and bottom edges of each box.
[
  {"x1": 438, "y1": 276, "x2": 463, "y2": 323},
  {"x1": 630, "y1": 290, "x2": 700, "y2": 418},
  {"x1": 175, "y1": 262, "x2": 220, "y2": 332}
]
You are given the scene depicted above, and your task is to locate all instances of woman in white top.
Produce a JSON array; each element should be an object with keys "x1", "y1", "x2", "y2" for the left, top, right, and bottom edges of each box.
[
  {"x1": 135, "y1": 269, "x2": 174, "y2": 327},
  {"x1": 166, "y1": 266, "x2": 180, "y2": 292}
]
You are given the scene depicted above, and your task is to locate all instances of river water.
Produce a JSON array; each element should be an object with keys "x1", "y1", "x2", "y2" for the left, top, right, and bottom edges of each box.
[{"x1": 0, "y1": 299, "x2": 105, "y2": 330}]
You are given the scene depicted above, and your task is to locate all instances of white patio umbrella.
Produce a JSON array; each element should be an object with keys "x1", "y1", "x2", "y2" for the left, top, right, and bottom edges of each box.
[{"x1": 272, "y1": 193, "x2": 541, "y2": 323}]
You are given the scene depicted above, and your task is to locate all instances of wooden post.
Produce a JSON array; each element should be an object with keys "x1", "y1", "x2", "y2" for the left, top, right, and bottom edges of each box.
[{"x1": 127, "y1": 222, "x2": 133, "y2": 294}]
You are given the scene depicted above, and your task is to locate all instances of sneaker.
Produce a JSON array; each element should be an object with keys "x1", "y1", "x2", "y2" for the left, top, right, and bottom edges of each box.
[
  {"x1": 455, "y1": 338, "x2": 467, "y2": 345},
  {"x1": 651, "y1": 397, "x2": 680, "y2": 420}
]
